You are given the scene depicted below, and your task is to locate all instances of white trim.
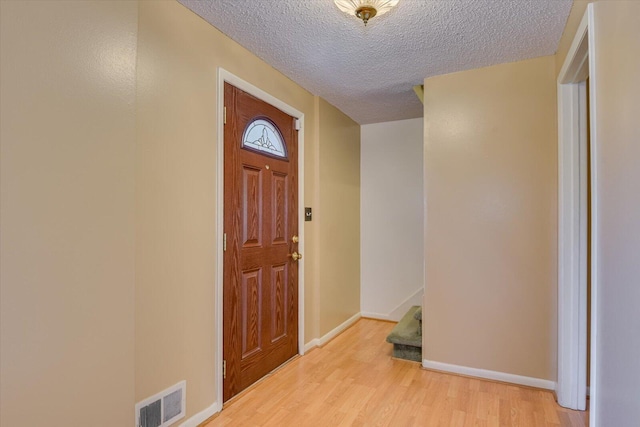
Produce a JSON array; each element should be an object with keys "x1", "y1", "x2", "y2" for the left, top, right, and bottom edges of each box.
[
  {"x1": 422, "y1": 360, "x2": 556, "y2": 391},
  {"x1": 556, "y1": 80, "x2": 589, "y2": 410},
  {"x1": 303, "y1": 312, "x2": 361, "y2": 352},
  {"x1": 421, "y1": 101, "x2": 429, "y2": 359},
  {"x1": 577, "y1": 80, "x2": 588, "y2": 411},
  {"x1": 303, "y1": 339, "x2": 319, "y2": 353},
  {"x1": 216, "y1": 68, "x2": 306, "y2": 409},
  {"x1": 179, "y1": 402, "x2": 221, "y2": 427},
  {"x1": 556, "y1": 5, "x2": 593, "y2": 412},
  {"x1": 303, "y1": 340, "x2": 318, "y2": 353},
  {"x1": 586, "y1": 5, "x2": 599, "y2": 426},
  {"x1": 361, "y1": 288, "x2": 423, "y2": 322},
  {"x1": 558, "y1": 10, "x2": 590, "y2": 85}
]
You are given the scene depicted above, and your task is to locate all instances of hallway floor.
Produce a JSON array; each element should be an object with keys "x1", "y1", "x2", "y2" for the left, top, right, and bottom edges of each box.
[{"x1": 205, "y1": 319, "x2": 588, "y2": 426}]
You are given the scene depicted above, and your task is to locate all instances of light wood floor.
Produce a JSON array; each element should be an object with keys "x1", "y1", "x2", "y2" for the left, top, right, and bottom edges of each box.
[{"x1": 204, "y1": 319, "x2": 588, "y2": 426}]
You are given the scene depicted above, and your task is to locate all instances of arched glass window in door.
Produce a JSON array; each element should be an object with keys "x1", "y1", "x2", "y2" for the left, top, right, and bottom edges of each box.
[{"x1": 241, "y1": 118, "x2": 288, "y2": 159}]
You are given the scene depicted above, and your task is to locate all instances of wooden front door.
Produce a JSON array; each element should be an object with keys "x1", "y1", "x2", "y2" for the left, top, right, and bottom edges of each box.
[{"x1": 223, "y1": 83, "x2": 299, "y2": 402}]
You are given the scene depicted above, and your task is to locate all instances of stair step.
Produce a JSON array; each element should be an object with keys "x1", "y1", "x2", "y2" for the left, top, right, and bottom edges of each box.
[{"x1": 386, "y1": 305, "x2": 422, "y2": 362}]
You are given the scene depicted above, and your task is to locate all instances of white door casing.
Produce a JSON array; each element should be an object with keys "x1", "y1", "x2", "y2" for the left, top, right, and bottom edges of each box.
[{"x1": 556, "y1": 4, "x2": 596, "y2": 419}]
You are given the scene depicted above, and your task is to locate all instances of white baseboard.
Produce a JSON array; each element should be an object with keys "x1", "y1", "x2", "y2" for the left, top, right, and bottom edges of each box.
[
  {"x1": 304, "y1": 338, "x2": 318, "y2": 353},
  {"x1": 422, "y1": 359, "x2": 556, "y2": 391},
  {"x1": 304, "y1": 338, "x2": 319, "y2": 352},
  {"x1": 362, "y1": 288, "x2": 423, "y2": 322},
  {"x1": 304, "y1": 312, "x2": 361, "y2": 352},
  {"x1": 179, "y1": 401, "x2": 221, "y2": 427}
]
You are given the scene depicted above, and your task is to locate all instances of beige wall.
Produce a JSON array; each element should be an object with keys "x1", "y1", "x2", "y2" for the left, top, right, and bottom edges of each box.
[
  {"x1": 0, "y1": 1, "x2": 138, "y2": 426},
  {"x1": 423, "y1": 56, "x2": 558, "y2": 381},
  {"x1": 589, "y1": 2, "x2": 640, "y2": 424},
  {"x1": 1, "y1": 0, "x2": 361, "y2": 424},
  {"x1": 136, "y1": 0, "x2": 354, "y2": 419},
  {"x1": 318, "y1": 98, "x2": 361, "y2": 336},
  {"x1": 135, "y1": 0, "x2": 219, "y2": 411}
]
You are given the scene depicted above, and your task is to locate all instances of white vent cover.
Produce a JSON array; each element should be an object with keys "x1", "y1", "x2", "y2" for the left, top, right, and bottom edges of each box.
[{"x1": 135, "y1": 381, "x2": 186, "y2": 427}]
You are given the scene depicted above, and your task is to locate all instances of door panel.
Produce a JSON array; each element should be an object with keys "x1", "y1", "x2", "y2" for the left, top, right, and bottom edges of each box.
[
  {"x1": 241, "y1": 268, "x2": 262, "y2": 358},
  {"x1": 271, "y1": 263, "x2": 288, "y2": 341},
  {"x1": 223, "y1": 83, "x2": 299, "y2": 402},
  {"x1": 272, "y1": 173, "x2": 288, "y2": 245},
  {"x1": 242, "y1": 167, "x2": 262, "y2": 247}
]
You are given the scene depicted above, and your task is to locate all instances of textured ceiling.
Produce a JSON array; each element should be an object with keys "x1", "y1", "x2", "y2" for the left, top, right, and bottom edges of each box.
[{"x1": 179, "y1": 0, "x2": 573, "y2": 124}]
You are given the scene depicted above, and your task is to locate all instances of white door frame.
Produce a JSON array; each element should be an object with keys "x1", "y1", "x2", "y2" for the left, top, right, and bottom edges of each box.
[
  {"x1": 556, "y1": 4, "x2": 597, "y2": 419},
  {"x1": 215, "y1": 68, "x2": 306, "y2": 408}
]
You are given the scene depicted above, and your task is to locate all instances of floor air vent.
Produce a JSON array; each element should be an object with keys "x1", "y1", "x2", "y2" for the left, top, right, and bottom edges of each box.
[{"x1": 135, "y1": 381, "x2": 186, "y2": 427}]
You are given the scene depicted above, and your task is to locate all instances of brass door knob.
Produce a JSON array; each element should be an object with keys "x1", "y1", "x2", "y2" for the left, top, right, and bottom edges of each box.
[
  {"x1": 292, "y1": 235, "x2": 299, "y2": 243},
  {"x1": 291, "y1": 251, "x2": 302, "y2": 261}
]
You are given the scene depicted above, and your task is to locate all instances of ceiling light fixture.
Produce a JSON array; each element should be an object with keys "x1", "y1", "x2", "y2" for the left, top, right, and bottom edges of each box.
[{"x1": 334, "y1": 0, "x2": 399, "y2": 26}]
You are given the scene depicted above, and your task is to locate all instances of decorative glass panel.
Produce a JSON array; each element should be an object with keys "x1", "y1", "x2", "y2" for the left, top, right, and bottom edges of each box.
[{"x1": 242, "y1": 119, "x2": 287, "y2": 159}]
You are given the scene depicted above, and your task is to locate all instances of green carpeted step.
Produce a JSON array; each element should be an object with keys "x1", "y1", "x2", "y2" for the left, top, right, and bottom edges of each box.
[{"x1": 386, "y1": 306, "x2": 422, "y2": 362}]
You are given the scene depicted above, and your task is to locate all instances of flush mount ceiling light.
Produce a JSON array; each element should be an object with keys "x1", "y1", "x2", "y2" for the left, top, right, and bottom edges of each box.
[{"x1": 334, "y1": 0, "x2": 399, "y2": 26}]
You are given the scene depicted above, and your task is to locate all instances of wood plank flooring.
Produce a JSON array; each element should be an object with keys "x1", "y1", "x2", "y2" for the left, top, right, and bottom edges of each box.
[{"x1": 204, "y1": 319, "x2": 588, "y2": 426}]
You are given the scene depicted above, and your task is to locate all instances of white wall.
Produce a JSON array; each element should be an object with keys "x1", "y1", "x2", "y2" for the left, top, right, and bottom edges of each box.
[{"x1": 361, "y1": 118, "x2": 424, "y2": 321}]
